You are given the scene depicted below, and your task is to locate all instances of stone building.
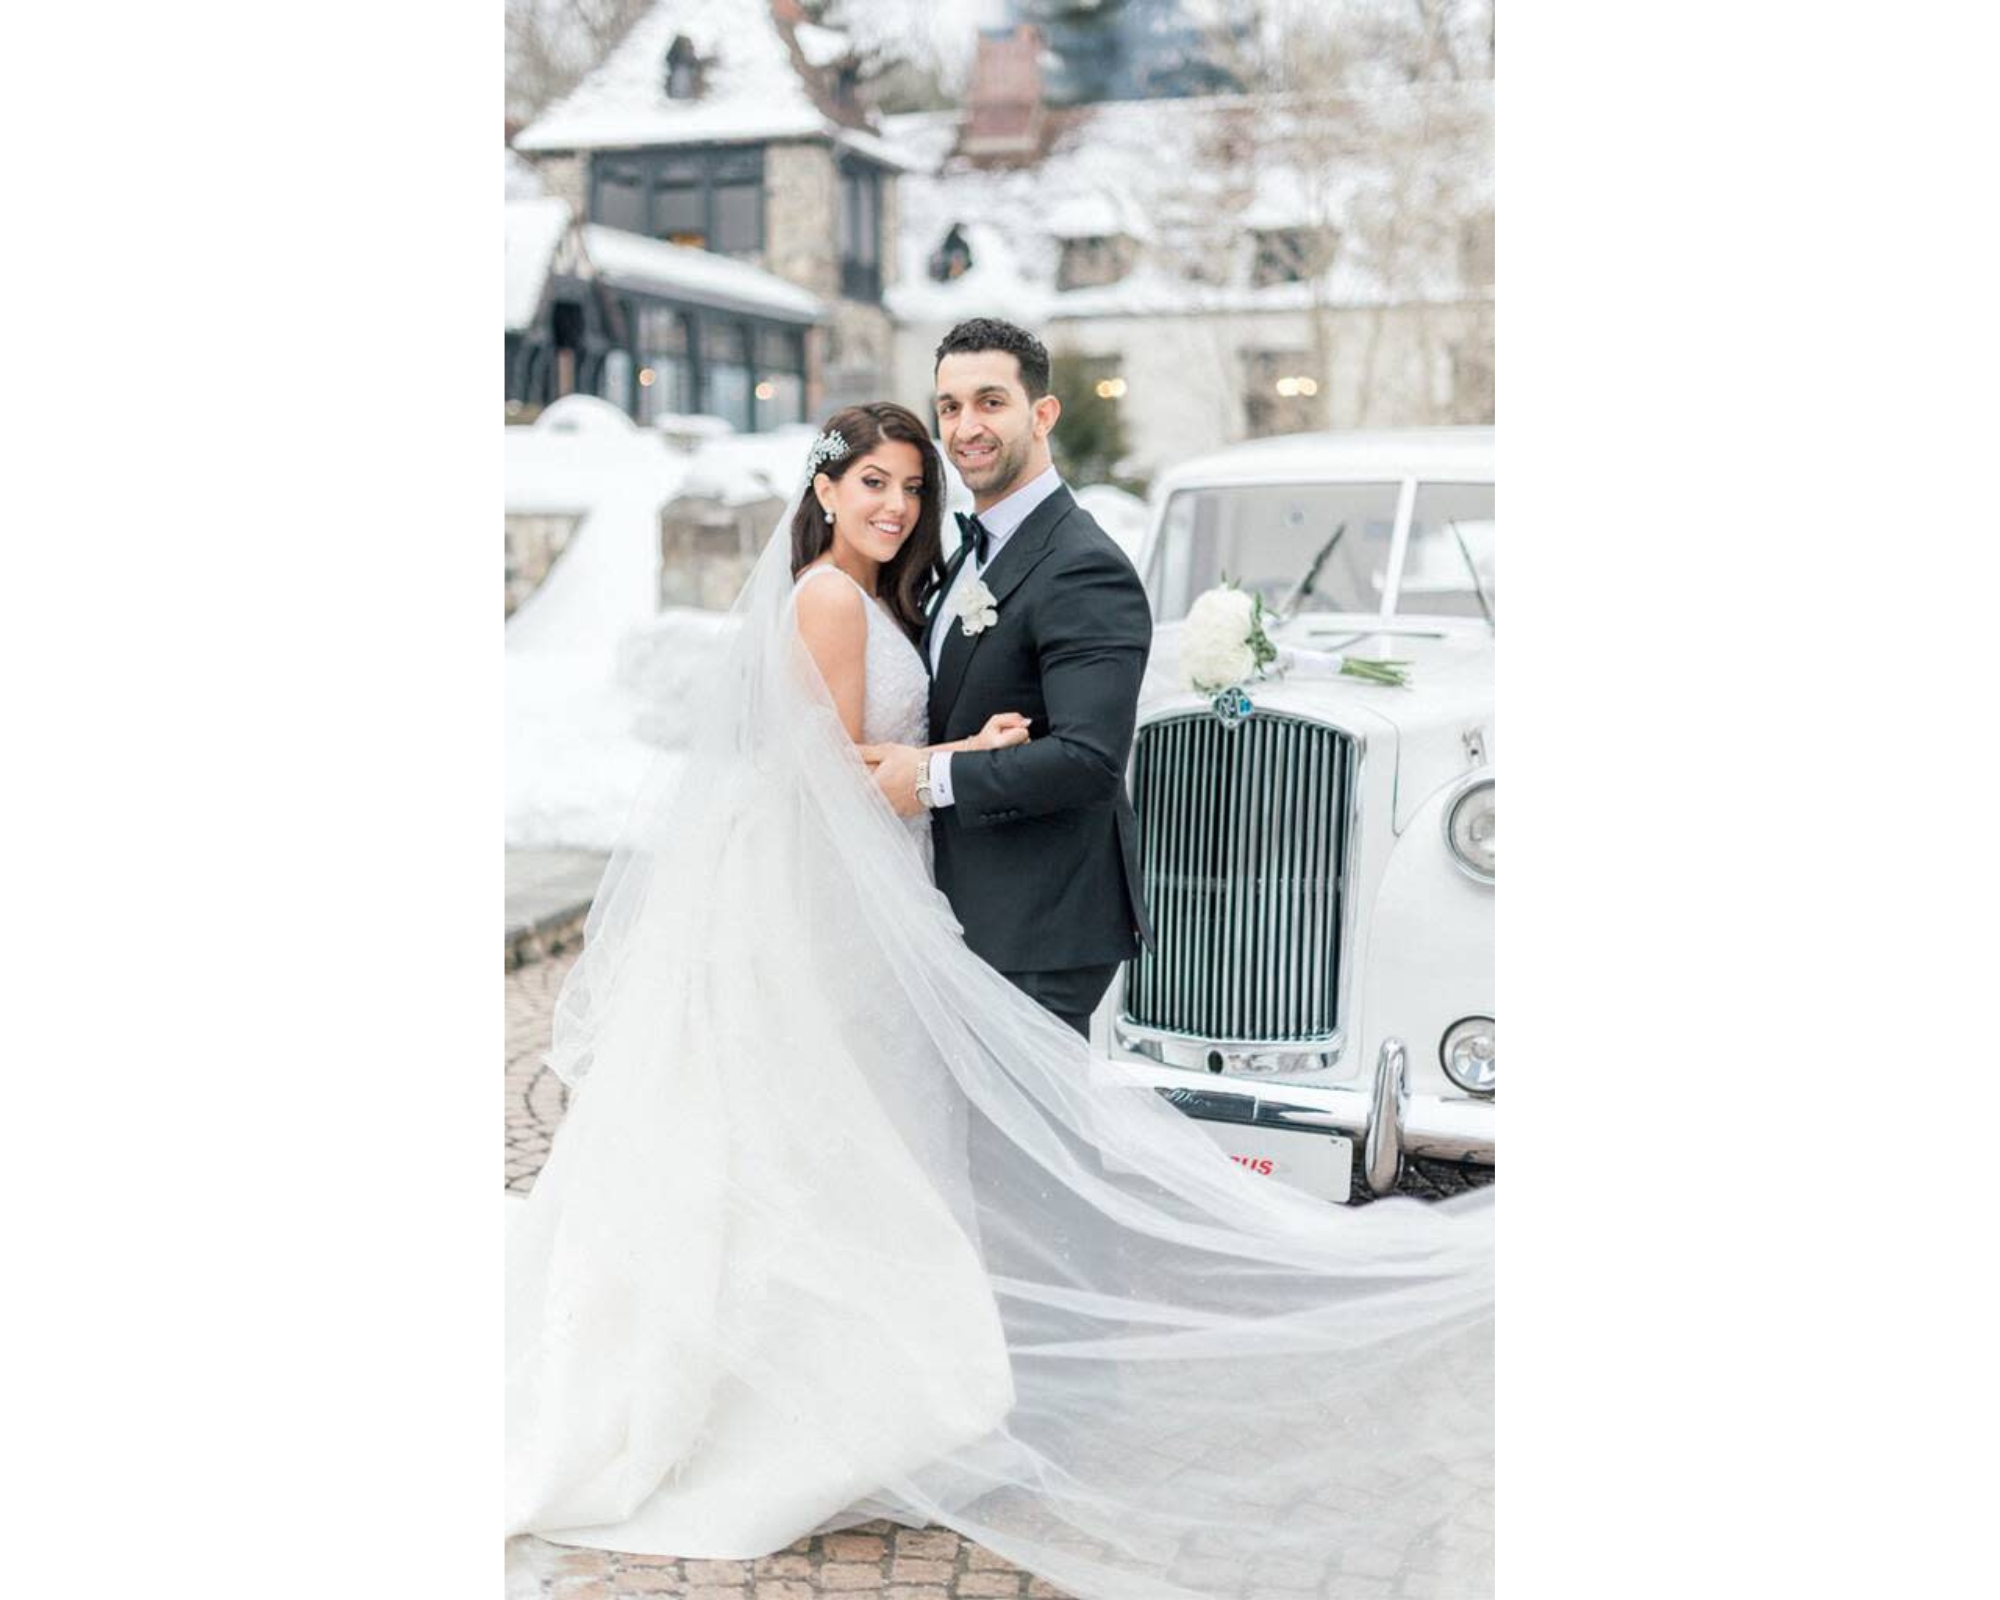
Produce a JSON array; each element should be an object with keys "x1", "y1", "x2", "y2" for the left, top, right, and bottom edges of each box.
[
  {"x1": 883, "y1": 28, "x2": 1495, "y2": 485},
  {"x1": 509, "y1": 0, "x2": 915, "y2": 429}
]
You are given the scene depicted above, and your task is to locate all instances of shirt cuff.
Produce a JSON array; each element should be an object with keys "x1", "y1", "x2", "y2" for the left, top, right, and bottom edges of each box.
[{"x1": 927, "y1": 750, "x2": 955, "y2": 809}]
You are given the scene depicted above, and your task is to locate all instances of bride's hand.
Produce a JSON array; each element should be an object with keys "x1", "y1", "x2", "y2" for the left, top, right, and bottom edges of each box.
[{"x1": 972, "y1": 712, "x2": 1032, "y2": 751}]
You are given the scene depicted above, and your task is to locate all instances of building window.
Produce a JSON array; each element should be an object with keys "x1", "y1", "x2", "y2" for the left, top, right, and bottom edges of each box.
[
  {"x1": 754, "y1": 326, "x2": 806, "y2": 429},
  {"x1": 592, "y1": 146, "x2": 764, "y2": 258},
  {"x1": 838, "y1": 158, "x2": 882, "y2": 301},
  {"x1": 928, "y1": 223, "x2": 973, "y2": 282},
  {"x1": 650, "y1": 154, "x2": 704, "y2": 244},
  {"x1": 1242, "y1": 350, "x2": 1327, "y2": 438},
  {"x1": 702, "y1": 319, "x2": 754, "y2": 431},
  {"x1": 1459, "y1": 209, "x2": 1495, "y2": 289},
  {"x1": 1449, "y1": 337, "x2": 1495, "y2": 424},
  {"x1": 636, "y1": 304, "x2": 690, "y2": 425},
  {"x1": 1250, "y1": 227, "x2": 1332, "y2": 288},
  {"x1": 1057, "y1": 234, "x2": 1134, "y2": 291},
  {"x1": 598, "y1": 348, "x2": 633, "y2": 414},
  {"x1": 595, "y1": 161, "x2": 648, "y2": 233}
]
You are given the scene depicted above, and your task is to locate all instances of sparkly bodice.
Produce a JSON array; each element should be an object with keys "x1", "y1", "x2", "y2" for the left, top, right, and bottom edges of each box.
[{"x1": 794, "y1": 564, "x2": 933, "y2": 862}]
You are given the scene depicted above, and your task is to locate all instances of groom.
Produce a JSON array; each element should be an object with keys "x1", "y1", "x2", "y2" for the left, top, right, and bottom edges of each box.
[{"x1": 864, "y1": 318, "x2": 1154, "y2": 1038}]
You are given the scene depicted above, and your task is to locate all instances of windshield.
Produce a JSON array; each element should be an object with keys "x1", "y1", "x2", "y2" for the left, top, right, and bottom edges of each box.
[{"x1": 1148, "y1": 480, "x2": 1496, "y2": 622}]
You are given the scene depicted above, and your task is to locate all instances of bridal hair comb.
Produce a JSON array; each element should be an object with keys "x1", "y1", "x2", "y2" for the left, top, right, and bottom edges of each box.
[{"x1": 804, "y1": 428, "x2": 850, "y2": 481}]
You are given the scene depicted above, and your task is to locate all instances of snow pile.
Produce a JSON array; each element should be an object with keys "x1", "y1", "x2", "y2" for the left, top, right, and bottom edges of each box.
[{"x1": 507, "y1": 419, "x2": 821, "y2": 850}]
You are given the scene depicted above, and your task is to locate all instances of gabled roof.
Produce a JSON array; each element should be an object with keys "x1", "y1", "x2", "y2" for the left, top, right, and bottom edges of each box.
[
  {"x1": 515, "y1": 0, "x2": 890, "y2": 155},
  {"x1": 883, "y1": 83, "x2": 1492, "y2": 324},
  {"x1": 506, "y1": 198, "x2": 581, "y2": 332}
]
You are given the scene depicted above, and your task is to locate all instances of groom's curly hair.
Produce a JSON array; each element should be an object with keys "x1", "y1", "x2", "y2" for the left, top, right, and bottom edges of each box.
[
  {"x1": 934, "y1": 317, "x2": 1051, "y2": 400},
  {"x1": 791, "y1": 401, "x2": 947, "y2": 643}
]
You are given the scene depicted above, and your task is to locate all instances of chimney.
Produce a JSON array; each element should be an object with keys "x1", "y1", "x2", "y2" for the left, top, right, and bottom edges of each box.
[{"x1": 958, "y1": 26, "x2": 1045, "y2": 163}]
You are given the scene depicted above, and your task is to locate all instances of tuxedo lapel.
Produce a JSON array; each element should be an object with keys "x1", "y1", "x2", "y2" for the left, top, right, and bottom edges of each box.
[
  {"x1": 930, "y1": 486, "x2": 1075, "y2": 727},
  {"x1": 922, "y1": 541, "x2": 974, "y2": 667}
]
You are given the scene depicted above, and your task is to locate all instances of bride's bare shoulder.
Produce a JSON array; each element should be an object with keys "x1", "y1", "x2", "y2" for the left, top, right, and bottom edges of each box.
[{"x1": 793, "y1": 565, "x2": 868, "y2": 653}]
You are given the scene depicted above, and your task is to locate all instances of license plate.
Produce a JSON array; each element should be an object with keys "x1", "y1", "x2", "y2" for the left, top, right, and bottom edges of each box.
[{"x1": 1190, "y1": 1119, "x2": 1353, "y2": 1204}]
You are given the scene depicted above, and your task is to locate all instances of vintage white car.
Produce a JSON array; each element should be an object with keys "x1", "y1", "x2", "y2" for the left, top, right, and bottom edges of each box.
[{"x1": 1090, "y1": 427, "x2": 1495, "y2": 1204}]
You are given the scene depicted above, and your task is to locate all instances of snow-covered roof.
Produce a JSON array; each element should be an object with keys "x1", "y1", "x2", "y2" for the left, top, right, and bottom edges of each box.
[
  {"x1": 793, "y1": 21, "x2": 852, "y2": 70},
  {"x1": 883, "y1": 84, "x2": 1492, "y2": 325},
  {"x1": 516, "y1": 0, "x2": 875, "y2": 154},
  {"x1": 581, "y1": 224, "x2": 824, "y2": 323},
  {"x1": 507, "y1": 197, "x2": 578, "y2": 333},
  {"x1": 505, "y1": 146, "x2": 547, "y2": 201}
]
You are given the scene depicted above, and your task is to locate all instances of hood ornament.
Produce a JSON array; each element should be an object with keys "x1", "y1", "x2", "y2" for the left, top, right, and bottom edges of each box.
[{"x1": 1211, "y1": 686, "x2": 1254, "y2": 729}]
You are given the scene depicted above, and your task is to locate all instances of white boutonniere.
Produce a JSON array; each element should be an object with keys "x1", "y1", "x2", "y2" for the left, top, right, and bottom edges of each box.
[{"x1": 954, "y1": 578, "x2": 998, "y2": 637}]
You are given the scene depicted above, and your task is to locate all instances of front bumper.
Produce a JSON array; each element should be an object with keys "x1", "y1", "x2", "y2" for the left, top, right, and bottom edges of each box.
[{"x1": 1112, "y1": 1036, "x2": 1494, "y2": 1200}]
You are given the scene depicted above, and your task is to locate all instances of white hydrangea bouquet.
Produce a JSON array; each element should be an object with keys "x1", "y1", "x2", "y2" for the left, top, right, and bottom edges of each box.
[{"x1": 1182, "y1": 583, "x2": 1410, "y2": 696}]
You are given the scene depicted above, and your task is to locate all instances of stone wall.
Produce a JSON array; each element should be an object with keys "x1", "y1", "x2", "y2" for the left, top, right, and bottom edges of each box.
[
  {"x1": 765, "y1": 141, "x2": 839, "y2": 298},
  {"x1": 530, "y1": 152, "x2": 586, "y2": 215},
  {"x1": 824, "y1": 302, "x2": 897, "y2": 413}
]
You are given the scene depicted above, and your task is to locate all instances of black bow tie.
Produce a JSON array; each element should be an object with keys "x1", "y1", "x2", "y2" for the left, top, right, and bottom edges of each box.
[{"x1": 955, "y1": 511, "x2": 991, "y2": 566}]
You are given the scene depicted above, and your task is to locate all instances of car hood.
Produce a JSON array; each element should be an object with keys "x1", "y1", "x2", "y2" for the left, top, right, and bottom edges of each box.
[{"x1": 1140, "y1": 614, "x2": 1494, "y2": 833}]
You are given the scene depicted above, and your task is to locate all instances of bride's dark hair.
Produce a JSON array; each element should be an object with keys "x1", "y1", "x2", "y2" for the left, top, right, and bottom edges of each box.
[{"x1": 789, "y1": 401, "x2": 945, "y2": 641}]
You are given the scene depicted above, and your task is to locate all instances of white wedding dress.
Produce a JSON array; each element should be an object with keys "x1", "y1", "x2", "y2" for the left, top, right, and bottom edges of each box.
[{"x1": 506, "y1": 523, "x2": 1495, "y2": 1597}]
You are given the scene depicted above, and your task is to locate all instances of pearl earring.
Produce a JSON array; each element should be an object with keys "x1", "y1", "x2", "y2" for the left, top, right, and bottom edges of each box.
[{"x1": 823, "y1": 504, "x2": 833, "y2": 522}]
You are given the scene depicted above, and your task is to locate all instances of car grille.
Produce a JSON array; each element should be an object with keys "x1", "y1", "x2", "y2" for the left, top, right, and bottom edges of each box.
[{"x1": 1123, "y1": 712, "x2": 1356, "y2": 1042}]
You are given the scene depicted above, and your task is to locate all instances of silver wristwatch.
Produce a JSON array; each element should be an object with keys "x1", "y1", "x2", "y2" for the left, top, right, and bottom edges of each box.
[{"x1": 914, "y1": 759, "x2": 936, "y2": 810}]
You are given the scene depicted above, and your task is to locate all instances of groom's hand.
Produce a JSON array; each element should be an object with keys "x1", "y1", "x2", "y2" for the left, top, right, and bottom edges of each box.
[{"x1": 860, "y1": 743, "x2": 927, "y2": 818}]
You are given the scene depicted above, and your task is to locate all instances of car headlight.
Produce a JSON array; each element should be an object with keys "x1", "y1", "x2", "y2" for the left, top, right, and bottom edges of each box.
[
  {"x1": 1445, "y1": 777, "x2": 1495, "y2": 881},
  {"x1": 1441, "y1": 1016, "x2": 1495, "y2": 1096}
]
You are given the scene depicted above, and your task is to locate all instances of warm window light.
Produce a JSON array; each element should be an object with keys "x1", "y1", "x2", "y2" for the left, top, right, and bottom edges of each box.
[
  {"x1": 638, "y1": 368, "x2": 657, "y2": 387},
  {"x1": 755, "y1": 380, "x2": 775, "y2": 400},
  {"x1": 1094, "y1": 377, "x2": 1128, "y2": 400}
]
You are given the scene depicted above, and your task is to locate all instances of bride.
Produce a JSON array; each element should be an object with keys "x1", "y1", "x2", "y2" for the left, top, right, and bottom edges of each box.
[{"x1": 506, "y1": 403, "x2": 1495, "y2": 1598}]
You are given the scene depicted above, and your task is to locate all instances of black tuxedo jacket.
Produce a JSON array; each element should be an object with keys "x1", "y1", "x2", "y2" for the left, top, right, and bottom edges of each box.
[{"x1": 923, "y1": 485, "x2": 1156, "y2": 974}]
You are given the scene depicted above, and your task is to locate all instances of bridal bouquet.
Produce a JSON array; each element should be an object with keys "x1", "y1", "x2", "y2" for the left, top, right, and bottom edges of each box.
[{"x1": 1182, "y1": 584, "x2": 1410, "y2": 693}]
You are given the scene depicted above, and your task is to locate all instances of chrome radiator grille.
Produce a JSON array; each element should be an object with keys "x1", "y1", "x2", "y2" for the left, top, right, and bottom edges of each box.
[{"x1": 1123, "y1": 713, "x2": 1355, "y2": 1042}]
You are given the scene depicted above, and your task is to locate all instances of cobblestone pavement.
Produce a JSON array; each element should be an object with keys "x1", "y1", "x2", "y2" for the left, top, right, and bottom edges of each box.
[{"x1": 504, "y1": 949, "x2": 1490, "y2": 1597}]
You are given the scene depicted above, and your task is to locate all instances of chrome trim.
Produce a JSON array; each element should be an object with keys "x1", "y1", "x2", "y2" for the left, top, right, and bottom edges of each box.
[
  {"x1": 1362, "y1": 1037, "x2": 1408, "y2": 1197},
  {"x1": 1152, "y1": 1085, "x2": 1355, "y2": 1133},
  {"x1": 1379, "y1": 476, "x2": 1419, "y2": 616},
  {"x1": 1117, "y1": 1019, "x2": 1345, "y2": 1075},
  {"x1": 1443, "y1": 773, "x2": 1495, "y2": 884},
  {"x1": 1439, "y1": 1014, "x2": 1496, "y2": 1098},
  {"x1": 1120, "y1": 711, "x2": 1365, "y2": 1062}
]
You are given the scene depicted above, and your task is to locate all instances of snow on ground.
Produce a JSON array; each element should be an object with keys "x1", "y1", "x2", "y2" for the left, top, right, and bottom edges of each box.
[
  {"x1": 507, "y1": 404, "x2": 688, "y2": 850},
  {"x1": 507, "y1": 413, "x2": 825, "y2": 850},
  {"x1": 507, "y1": 404, "x2": 1139, "y2": 851}
]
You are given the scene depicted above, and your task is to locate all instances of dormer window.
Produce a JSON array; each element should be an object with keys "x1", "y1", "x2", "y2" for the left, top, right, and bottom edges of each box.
[
  {"x1": 928, "y1": 224, "x2": 973, "y2": 283},
  {"x1": 665, "y1": 36, "x2": 701, "y2": 100},
  {"x1": 1251, "y1": 226, "x2": 1334, "y2": 288},
  {"x1": 1057, "y1": 233, "x2": 1135, "y2": 292}
]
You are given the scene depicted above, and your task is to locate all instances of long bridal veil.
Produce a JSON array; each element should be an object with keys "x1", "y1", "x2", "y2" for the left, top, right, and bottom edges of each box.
[{"x1": 507, "y1": 509, "x2": 1494, "y2": 1598}]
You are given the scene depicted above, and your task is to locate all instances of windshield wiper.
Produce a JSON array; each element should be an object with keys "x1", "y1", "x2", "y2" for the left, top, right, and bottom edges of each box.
[
  {"x1": 1445, "y1": 519, "x2": 1494, "y2": 630},
  {"x1": 1280, "y1": 522, "x2": 1347, "y2": 620}
]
